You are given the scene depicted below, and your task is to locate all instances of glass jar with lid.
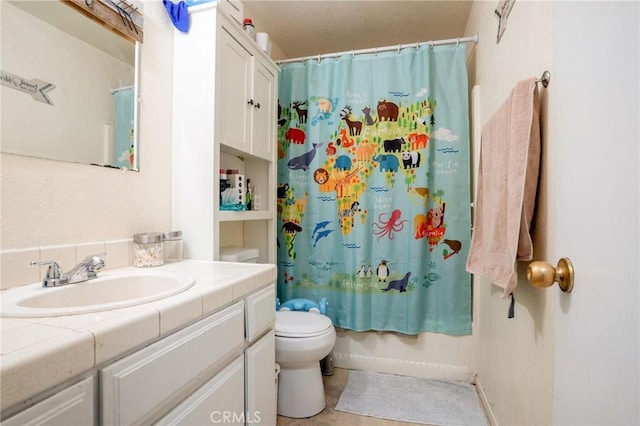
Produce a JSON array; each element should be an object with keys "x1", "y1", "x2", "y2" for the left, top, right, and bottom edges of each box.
[
  {"x1": 162, "y1": 231, "x2": 183, "y2": 263},
  {"x1": 133, "y1": 232, "x2": 164, "y2": 267}
]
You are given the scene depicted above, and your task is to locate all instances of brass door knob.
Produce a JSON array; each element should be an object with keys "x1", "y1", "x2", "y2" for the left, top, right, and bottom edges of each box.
[{"x1": 526, "y1": 257, "x2": 574, "y2": 293}]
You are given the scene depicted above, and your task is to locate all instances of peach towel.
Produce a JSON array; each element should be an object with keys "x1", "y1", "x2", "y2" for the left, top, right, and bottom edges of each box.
[{"x1": 466, "y1": 78, "x2": 541, "y2": 297}]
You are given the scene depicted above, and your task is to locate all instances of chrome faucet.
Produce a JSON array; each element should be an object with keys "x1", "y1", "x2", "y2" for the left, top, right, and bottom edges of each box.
[{"x1": 31, "y1": 253, "x2": 106, "y2": 287}]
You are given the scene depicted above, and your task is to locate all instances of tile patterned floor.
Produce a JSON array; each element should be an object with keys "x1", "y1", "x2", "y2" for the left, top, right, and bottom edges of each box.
[{"x1": 276, "y1": 368, "x2": 417, "y2": 426}]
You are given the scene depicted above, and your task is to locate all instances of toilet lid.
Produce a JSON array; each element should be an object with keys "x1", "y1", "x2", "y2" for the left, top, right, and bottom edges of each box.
[{"x1": 275, "y1": 311, "x2": 333, "y2": 338}]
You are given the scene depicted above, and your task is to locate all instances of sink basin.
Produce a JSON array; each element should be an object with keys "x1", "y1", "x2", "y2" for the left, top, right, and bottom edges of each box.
[{"x1": 0, "y1": 269, "x2": 196, "y2": 317}]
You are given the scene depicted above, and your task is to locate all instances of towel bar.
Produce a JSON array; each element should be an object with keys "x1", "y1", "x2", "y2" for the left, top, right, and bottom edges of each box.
[{"x1": 536, "y1": 70, "x2": 551, "y2": 88}]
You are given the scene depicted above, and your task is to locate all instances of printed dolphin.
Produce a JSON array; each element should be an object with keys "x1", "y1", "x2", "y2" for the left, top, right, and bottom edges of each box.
[
  {"x1": 313, "y1": 229, "x2": 333, "y2": 247},
  {"x1": 288, "y1": 143, "x2": 323, "y2": 171},
  {"x1": 312, "y1": 220, "x2": 331, "y2": 238}
]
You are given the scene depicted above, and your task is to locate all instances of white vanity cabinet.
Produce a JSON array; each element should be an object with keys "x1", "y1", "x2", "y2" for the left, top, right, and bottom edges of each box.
[
  {"x1": 172, "y1": 4, "x2": 278, "y2": 263},
  {"x1": 101, "y1": 301, "x2": 246, "y2": 425},
  {"x1": 245, "y1": 331, "x2": 276, "y2": 425},
  {"x1": 0, "y1": 264, "x2": 277, "y2": 426},
  {"x1": 99, "y1": 284, "x2": 276, "y2": 426},
  {"x1": 245, "y1": 286, "x2": 277, "y2": 424},
  {"x1": 1, "y1": 377, "x2": 95, "y2": 426},
  {"x1": 156, "y1": 355, "x2": 246, "y2": 425}
]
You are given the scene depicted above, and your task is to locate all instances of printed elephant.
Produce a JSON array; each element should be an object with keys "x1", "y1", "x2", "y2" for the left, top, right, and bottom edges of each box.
[
  {"x1": 373, "y1": 154, "x2": 399, "y2": 172},
  {"x1": 285, "y1": 127, "x2": 306, "y2": 144},
  {"x1": 335, "y1": 155, "x2": 353, "y2": 171}
]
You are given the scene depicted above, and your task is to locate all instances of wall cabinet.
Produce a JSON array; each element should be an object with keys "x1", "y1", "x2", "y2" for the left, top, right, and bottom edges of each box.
[
  {"x1": 218, "y1": 30, "x2": 276, "y2": 162},
  {"x1": 172, "y1": 4, "x2": 278, "y2": 263}
]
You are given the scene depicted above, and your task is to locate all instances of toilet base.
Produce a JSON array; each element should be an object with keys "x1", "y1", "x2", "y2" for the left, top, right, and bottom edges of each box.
[{"x1": 277, "y1": 361, "x2": 325, "y2": 418}]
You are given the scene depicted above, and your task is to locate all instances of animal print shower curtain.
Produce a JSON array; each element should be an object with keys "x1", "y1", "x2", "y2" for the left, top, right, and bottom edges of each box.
[{"x1": 276, "y1": 44, "x2": 471, "y2": 335}]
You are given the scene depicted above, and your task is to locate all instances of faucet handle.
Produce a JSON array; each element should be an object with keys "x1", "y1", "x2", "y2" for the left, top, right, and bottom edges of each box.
[
  {"x1": 30, "y1": 260, "x2": 64, "y2": 286},
  {"x1": 91, "y1": 254, "x2": 106, "y2": 272},
  {"x1": 80, "y1": 252, "x2": 106, "y2": 274}
]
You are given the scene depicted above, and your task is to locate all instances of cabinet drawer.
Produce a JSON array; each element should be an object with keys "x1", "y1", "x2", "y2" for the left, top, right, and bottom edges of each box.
[
  {"x1": 2, "y1": 377, "x2": 94, "y2": 426},
  {"x1": 245, "y1": 284, "x2": 275, "y2": 342},
  {"x1": 101, "y1": 302, "x2": 245, "y2": 425},
  {"x1": 155, "y1": 355, "x2": 245, "y2": 426}
]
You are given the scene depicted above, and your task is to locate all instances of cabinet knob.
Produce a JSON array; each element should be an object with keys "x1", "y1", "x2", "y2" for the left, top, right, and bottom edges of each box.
[
  {"x1": 247, "y1": 99, "x2": 254, "y2": 106},
  {"x1": 254, "y1": 102, "x2": 261, "y2": 109}
]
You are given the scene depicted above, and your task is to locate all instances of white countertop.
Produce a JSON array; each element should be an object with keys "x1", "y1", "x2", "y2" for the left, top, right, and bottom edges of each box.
[{"x1": 0, "y1": 260, "x2": 277, "y2": 414}]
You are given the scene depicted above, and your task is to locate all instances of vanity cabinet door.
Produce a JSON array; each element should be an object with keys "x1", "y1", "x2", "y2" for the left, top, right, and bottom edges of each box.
[
  {"x1": 245, "y1": 330, "x2": 276, "y2": 426},
  {"x1": 101, "y1": 301, "x2": 245, "y2": 425},
  {"x1": 218, "y1": 27, "x2": 253, "y2": 155},
  {"x1": 2, "y1": 377, "x2": 94, "y2": 426},
  {"x1": 155, "y1": 355, "x2": 245, "y2": 426}
]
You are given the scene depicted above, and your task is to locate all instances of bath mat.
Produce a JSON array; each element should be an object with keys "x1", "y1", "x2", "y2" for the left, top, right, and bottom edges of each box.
[{"x1": 335, "y1": 369, "x2": 487, "y2": 425}]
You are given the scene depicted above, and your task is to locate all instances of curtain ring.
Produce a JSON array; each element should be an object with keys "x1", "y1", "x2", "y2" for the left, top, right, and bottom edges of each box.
[
  {"x1": 352, "y1": 50, "x2": 355, "y2": 58},
  {"x1": 397, "y1": 44, "x2": 401, "y2": 53},
  {"x1": 416, "y1": 42, "x2": 420, "y2": 51},
  {"x1": 429, "y1": 41, "x2": 434, "y2": 49},
  {"x1": 456, "y1": 38, "x2": 460, "y2": 47},
  {"x1": 317, "y1": 54, "x2": 321, "y2": 63}
]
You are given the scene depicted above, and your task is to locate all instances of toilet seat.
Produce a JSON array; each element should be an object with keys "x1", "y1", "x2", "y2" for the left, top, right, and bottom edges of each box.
[{"x1": 275, "y1": 311, "x2": 333, "y2": 338}]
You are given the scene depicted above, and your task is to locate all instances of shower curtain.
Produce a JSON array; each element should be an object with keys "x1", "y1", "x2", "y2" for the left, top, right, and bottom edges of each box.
[
  {"x1": 113, "y1": 87, "x2": 134, "y2": 169},
  {"x1": 276, "y1": 44, "x2": 471, "y2": 335}
]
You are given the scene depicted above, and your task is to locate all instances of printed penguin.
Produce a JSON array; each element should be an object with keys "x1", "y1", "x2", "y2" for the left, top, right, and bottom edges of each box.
[
  {"x1": 357, "y1": 265, "x2": 366, "y2": 279},
  {"x1": 365, "y1": 265, "x2": 373, "y2": 278},
  {"x1": 376, "y1": 260, "x2": 389, "y2": 282}
]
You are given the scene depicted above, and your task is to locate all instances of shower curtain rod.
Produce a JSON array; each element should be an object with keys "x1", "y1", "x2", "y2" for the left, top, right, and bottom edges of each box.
[
  {"x1": 110, "y1": 85, "x2": 133, "y2": 94},
  {"x1": 276, "y1": 34, "x2": 479, "y2": 65}
]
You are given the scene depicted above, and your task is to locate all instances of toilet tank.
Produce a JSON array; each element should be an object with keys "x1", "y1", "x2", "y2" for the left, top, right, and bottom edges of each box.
[{"x1": 220, "y1": 246, "x2": 259, "y2": 263}]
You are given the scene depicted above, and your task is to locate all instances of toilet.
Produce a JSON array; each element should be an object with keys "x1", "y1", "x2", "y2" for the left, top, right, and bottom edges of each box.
[
  {"x1": 275, "y1": 302, "x2": 336, "y2": 418},
  {"x1": 221, "y1": 247, "x2": 336, "y2": 418}
]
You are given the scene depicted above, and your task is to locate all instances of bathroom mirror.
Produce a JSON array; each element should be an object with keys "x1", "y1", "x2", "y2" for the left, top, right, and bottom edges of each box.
[{"x1": 1, "y1": 1, "x2": 141, "y2": 170}]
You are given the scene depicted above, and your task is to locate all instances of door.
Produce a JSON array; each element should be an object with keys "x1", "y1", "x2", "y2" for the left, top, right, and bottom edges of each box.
[
  {"x1": 245, "y1": 330, "x2": 276, "y2": 426},
  {"x1": 218, "y1": 28, "x2": 252, "y2": 154},
  {"x1": 1, "y1": 377, "x2": 94, "y2": 426},
  {"x1": 552, "y1": 2, "x2": 639, "y2": 424},
  {"x1": 250, "y1": 59, "x2": 276, "y2": 161}
]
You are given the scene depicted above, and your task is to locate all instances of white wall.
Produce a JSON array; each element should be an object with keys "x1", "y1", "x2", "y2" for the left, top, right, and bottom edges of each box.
[
  {"x1": 1, "y1": 1, "x2": 175, "y2": 248},
  {"x1": 464, "y1": 2, "x2": 555, "y2": 425},
  {"x1": 334, "y1": 328, "x2": 474, "y2": 381}
]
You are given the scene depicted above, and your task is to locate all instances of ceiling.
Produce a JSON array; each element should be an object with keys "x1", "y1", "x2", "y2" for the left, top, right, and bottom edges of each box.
[{"x1": 242, "y1": 0, "x2": 474, "y2": 60}]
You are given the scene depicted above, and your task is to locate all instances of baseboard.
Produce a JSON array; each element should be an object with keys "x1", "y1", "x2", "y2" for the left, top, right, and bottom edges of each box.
[
  {"x1": 332, "y1": 350, "x2": 473, "y2": 382},
  {"x1": 474, "y1": 374, "x2": 498, "y2": 426}
]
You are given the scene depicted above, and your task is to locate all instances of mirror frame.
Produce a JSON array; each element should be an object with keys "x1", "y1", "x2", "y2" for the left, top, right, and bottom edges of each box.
[{"x1": 64, "y1": 0, "x2": 143, "y2": 44}]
